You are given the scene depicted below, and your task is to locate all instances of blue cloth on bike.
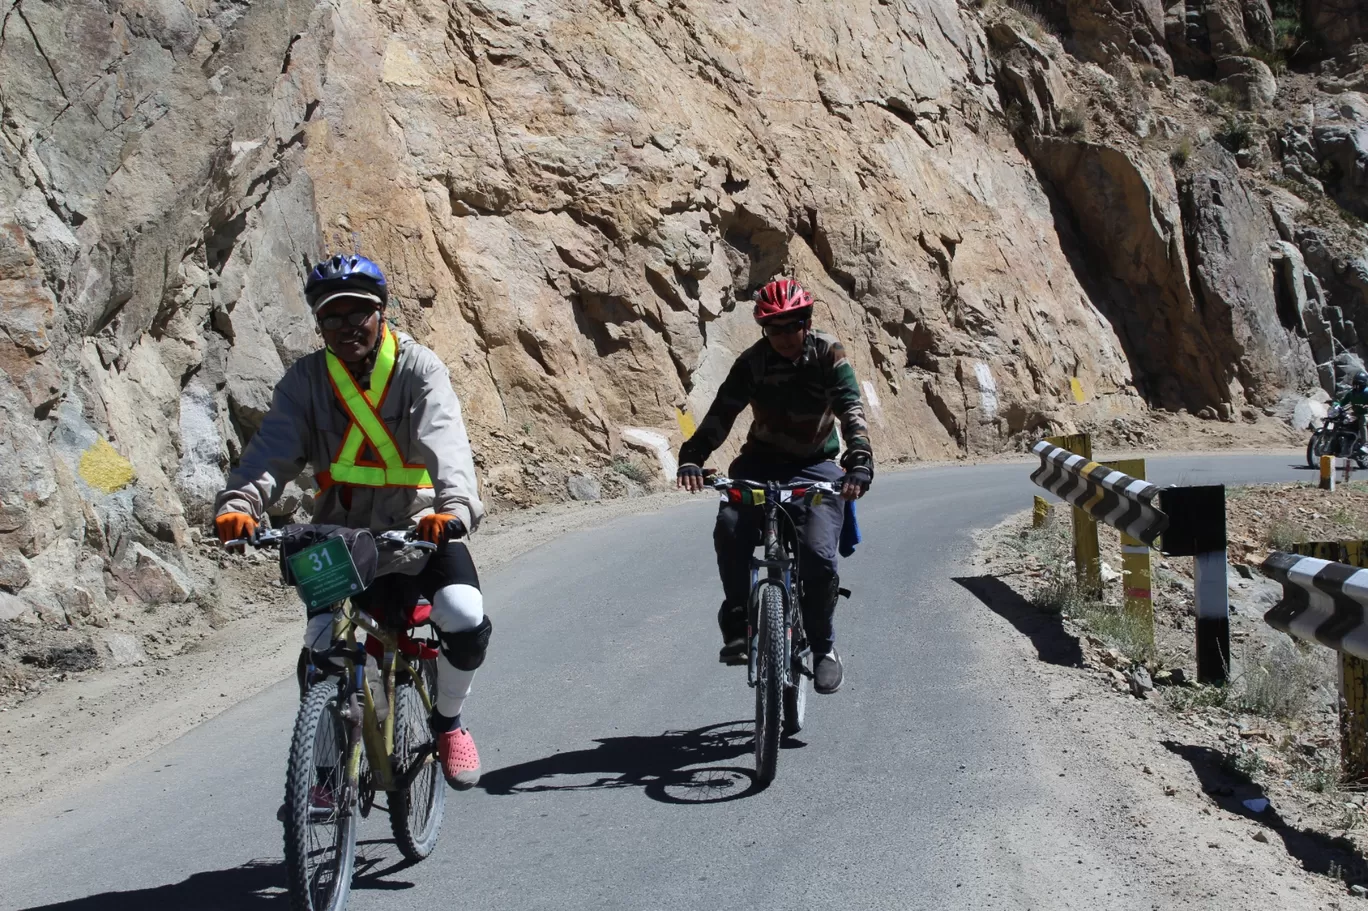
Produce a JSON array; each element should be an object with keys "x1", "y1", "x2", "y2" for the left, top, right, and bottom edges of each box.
[{"x1": 839, "y1": 498, "x2": 861, "y2": 558}]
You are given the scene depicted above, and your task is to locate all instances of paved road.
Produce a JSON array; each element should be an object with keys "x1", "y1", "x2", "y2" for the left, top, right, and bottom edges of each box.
[{"x1": 2, "y1": 453, "x2": 1309, "y2": 910}]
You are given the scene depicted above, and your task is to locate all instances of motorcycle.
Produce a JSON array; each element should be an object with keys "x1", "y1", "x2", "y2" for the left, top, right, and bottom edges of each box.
[{"x1": 1307, "y1": 402, "x2": 1367, "y2": 468}]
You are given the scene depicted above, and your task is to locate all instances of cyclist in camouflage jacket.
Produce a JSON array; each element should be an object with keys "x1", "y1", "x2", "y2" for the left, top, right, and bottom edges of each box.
[{"x1": 677, "y1": 278, "x2": 872, "y2": 694}]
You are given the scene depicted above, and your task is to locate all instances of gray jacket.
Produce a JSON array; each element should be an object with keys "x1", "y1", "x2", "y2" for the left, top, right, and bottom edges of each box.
[{"x1": 215, "y1": 330, "x2": 484, "y2": 573}]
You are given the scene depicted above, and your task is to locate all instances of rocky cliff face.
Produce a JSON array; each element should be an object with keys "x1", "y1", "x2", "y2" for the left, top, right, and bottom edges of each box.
[{"x1": 0, "y1": 0, "x2": 1365, "y2": 645}]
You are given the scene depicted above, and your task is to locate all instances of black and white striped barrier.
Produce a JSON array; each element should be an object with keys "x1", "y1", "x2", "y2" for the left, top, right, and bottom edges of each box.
[
  {"x1": 1029, "y1": 441, "x2": 1168, "y2": 545},
  {"x1": 1261, "y1": 551, "x2": 1368, "y2": 656},
  {"x1": 1029, "y1": 439, "x2": 1229, "y2": 684}
]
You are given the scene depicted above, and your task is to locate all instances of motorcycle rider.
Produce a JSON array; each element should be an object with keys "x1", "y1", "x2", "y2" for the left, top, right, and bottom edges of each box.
[
  {"x1": 1335, "y1": 370, "x2": 1368, "y2": 458},
  {"x1": 676, "y1": 277, "x2": 872, "y2": 695},
  {"x1": 213, "y1": 253, "x2": 488, "y2": 790}
]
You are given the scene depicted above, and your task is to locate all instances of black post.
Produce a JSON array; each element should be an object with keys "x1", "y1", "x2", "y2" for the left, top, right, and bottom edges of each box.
[{"x1": 1160, "y1": 485, "x2": 1229, "y2": 685}]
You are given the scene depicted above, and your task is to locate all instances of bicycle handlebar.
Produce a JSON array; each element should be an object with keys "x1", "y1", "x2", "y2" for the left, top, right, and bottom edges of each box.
[
  {"x1": 706, "y1": 475, "x2": 842, "y2": 498},
  {"x1": 222, "y1": 527, "x2": 438, "y2": 552}
]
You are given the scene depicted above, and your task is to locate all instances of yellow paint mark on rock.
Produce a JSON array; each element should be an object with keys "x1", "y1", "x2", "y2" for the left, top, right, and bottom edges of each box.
[
  {"x1": 1070, "y1": 377, "x2": 1086, "y2": 403},
  {"x1": 79, "y1": 438, "x2": 135, "y2": 493},
  {"x1": 675, "y1": 407, "x2": 696, "y2": 440}
]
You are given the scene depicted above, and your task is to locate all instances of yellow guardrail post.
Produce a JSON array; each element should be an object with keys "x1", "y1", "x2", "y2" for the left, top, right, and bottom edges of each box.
[
  {"x1": 1109, "y1": 458, "x2": 1153, "y2": 650},
  {"x1": 1340, "y1": 540, "x2": 1368, "y2": 783},
  {"x1": 1048, "y1": 433, "x2": 1101, "y2": 597},
  {"x1": 1322, "y1": 454, "x2": 1336, "y2": 491},
  {"x1": 1032, "y1": 496, "x2": 1049, "y2": 528}
]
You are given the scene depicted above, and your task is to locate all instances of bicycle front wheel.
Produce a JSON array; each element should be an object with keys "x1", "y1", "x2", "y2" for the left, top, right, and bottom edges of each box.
[
  {"x1": 284, "y1": 682, "x2": 357, "y2": 911},
  {"x1": 754, "y1": 583, "x2": 785, "y2": 785},
  {"x1": 390, "y1": 658, "x2": 445, "y2": 861}
]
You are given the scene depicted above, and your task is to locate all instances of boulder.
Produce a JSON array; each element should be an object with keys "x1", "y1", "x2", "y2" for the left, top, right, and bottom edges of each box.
[
  {"x1": 1305, "y1": 0, "x2": 1368, "y2": 55},
  {"x1": 1312, "y1": 93, "x2": 1368, "y2": 220},
  {"x1": 115, "y1": 544, "x2": 193, "y2": 605},
  {"x1": 1216, "y1": 56, "x2": 1277, "y2": 108},
  {"x1": 567, "y1": 473, "x2": 602, "y2": 502}
]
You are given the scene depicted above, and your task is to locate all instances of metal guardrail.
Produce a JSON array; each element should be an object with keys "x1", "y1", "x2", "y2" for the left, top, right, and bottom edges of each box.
[
  {"x1": 1262, "y1": 550, "x2": 1368, "y2": 658},
  {"x1": 1261, "y1": 545, "x2": 1368, "y2": 781},
  {"x1": 1029, "y1": 440, "x2": 1168, "y2": 545},
  {"x1": 1029, "y1": 436, "x2": 1230, "y2": 684}
]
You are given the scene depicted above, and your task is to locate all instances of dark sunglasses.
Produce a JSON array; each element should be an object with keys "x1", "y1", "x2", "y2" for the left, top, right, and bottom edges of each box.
[
  {"x1": 317, "y1": 310, "x2": 378, "y2": 331},
  {"x1": 762, "y1": 319, "x2": 808, "y2": 337}
]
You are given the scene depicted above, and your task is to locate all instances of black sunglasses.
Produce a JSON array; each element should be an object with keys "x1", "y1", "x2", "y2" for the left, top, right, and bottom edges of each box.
[
  {"x1": 762, "y1": 319, "x2": 809, "y2": 337},
  {"x1": 317, "y1": 310, "x2": 379, "y2": 331}
]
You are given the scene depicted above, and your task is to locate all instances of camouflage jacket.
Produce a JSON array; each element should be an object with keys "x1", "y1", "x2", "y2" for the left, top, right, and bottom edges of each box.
[{"x1": 679, "y1": 330, "x2": 872, "y2": 468}]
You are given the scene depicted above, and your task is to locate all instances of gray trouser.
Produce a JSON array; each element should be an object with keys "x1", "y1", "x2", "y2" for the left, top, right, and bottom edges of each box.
[{"x1": 714, "y1": 457, "x2": 844, "y2": 654}]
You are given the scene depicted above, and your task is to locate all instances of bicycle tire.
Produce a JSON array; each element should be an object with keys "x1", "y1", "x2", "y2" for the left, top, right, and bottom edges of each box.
[
  {"x1": 754, "y1": 583, "x2": 785, "y2": 785},
  {"x1": 284, "y1": 682, "x2": 357, "y2": 911},
  {"x1": 783, "y1": 662, "x2": 808, "y2": 737},
  {"x1": 390, "y1": 658, "x2": 445, "y2": 861}
]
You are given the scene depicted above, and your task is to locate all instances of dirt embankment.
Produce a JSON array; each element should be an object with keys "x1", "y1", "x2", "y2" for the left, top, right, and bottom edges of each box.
[{"x1": 971, "y1": 478, "x2": 1368, "y2": 899}]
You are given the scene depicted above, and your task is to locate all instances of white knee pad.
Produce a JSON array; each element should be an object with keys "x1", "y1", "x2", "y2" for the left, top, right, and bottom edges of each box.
[
  {"x1": 303, "y1": 613, "x2": 333, "y2": 651},
  {"x1": 429, "y1": 584, "x2": 484, "y2": 633}
]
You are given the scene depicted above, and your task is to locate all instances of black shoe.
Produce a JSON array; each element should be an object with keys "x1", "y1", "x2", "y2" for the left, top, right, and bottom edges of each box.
[
  {"x1": 718, "y1": 637, "x2": 747, "y2": 664},
  {"x1": 814, "y1": 649, "x2": 844, "y2": 694},
  {"x1": 717, "y1": 602, "x2": 746, "y2": 665}
]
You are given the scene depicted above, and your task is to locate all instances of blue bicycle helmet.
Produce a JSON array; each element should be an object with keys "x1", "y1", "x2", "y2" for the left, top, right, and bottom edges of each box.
[{"x1": 304, "y1": 254, "x2": 388, "y2": 312}]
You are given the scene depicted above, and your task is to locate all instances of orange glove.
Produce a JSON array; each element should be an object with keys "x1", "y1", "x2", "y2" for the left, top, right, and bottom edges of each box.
[
  {"x1": 417, "y1": 513, "x2": 464, "y2": 544},
  {"x1": 215, "y1": 512, "x2": 257, "y2": 545}
]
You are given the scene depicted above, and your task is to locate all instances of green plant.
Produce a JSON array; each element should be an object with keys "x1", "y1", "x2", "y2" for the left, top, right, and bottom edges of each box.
[
  {"x1": 1007, "y1": 0, "x2": 1056, "y2": 41},
  {"x1": 1273, "y1": 15, "x2": 1302, "y2": 47},
  {"x1": 521, "y1": 420, "x2": 533, "y2": 435},
  {"x1": 1266, "y1": 519, "x2": 1304, "y2": 551},
  {"x1": 1170, "y1": 136, "x2": 1193, "y2": 167},
  {"x1": 610, "y1": 457, "x2": 654, "y2": 485},
  {"x1": 1164, "y1": 683, "x2": 1233, "y2": 712},
  {"x1": 1072, "y1": 601, "x2": 1158, "y2": 665},
  {"x1": 1236, "y1": 639, "x2": 1328, "y2": 720},
  {"x1": 1059, "y1": 106, "x2": 1086, "y2": 136},
  {"x1": 1207, "y1": 83, "x2": 1239, "y2": 107},
  {"x1": 1216, "y1": 115, "x2": 1257, "y2": 153},
  {"x1": 1245, "y1": 44, "x2": 1289, "y2": 76}
]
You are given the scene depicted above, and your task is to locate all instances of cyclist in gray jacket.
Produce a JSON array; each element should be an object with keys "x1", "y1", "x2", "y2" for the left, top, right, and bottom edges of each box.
[{"x1": 214, "y1": 254, "x2": 487, "y2": 789}]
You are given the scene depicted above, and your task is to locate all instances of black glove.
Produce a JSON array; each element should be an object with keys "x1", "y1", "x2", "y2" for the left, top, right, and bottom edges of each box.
[
  {"x1": 677, "y1": 463, "x2": 704, "y2": 482},
  {"x1": 840, "y1": 449, "x2": 873, "y2": 493}
]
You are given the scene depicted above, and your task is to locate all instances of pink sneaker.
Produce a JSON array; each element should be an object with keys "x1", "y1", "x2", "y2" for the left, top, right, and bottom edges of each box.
[{"x1": 437, "y1": 728, "x2": 481, "y2": 790}]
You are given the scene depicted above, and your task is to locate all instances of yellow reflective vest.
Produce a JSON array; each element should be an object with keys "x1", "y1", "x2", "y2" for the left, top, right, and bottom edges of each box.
[{"x1": 321, "y1": 326, "x2": 433, "y2": 490}]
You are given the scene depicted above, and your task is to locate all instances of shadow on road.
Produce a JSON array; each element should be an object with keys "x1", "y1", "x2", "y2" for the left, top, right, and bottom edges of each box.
[
  {"x1": 1162, "y1": 740, "x2": 1368, "y2": 885},
  {"x1": 953, "y1": 575, "x2": 1084, "y2": 668},
  {"x1": 480, "y1": 720, "x2": 765, "y2": 803},
  {"x1": 18, "y1": 842, "x2": 417, "y2": 910},
  {"x1": 17, "y1": 859, "x2": 289, "y2": 910}
]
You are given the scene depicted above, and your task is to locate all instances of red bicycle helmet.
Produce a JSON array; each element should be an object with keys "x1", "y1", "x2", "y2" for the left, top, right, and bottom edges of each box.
[{"x1": 753, "y1": 278, "x2": 813, "y2": 322}]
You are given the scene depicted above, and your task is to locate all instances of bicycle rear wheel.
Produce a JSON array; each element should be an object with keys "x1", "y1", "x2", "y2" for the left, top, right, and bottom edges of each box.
[
  {"x1": 284, "y1": 682, "x2": 357, "y2": 911},
  {"x1": 390, "y1": 658, "x2": 445, "y2": 861},
  {"x1": 754, "y1": 583, "x2": 785, "y2": 785}
]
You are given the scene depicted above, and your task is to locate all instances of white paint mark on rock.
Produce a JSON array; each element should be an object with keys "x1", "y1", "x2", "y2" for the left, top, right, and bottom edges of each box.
[
  {"x1": 861, "y1": 380, "x2": 886, "y2": 427},
  {"x1": 974, "y1": 362, "x2": 998, "y2": 419},
  {"x1": 620, "y1": 427, "x2": 677, "y2": 481}
]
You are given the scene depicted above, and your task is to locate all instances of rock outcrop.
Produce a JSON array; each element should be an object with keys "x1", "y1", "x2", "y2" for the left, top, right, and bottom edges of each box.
[{"x1": 0, "y1": 0, "x2": 1364, "y2": 653}]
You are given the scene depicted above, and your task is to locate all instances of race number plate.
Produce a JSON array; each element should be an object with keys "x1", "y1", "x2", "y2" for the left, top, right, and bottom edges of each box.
[{"x1": 288, "y1": 537, "x2": 364, "y2": 609}]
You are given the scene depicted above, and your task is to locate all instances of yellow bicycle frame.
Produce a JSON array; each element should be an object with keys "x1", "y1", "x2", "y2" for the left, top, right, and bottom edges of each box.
[{"x1": 329, "y1": 599, "x2": 436, "y2": 792}]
